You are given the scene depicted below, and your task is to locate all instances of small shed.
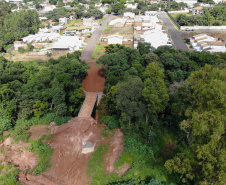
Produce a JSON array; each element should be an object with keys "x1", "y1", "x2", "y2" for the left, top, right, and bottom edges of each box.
[{"x1": 82, "y1": 142, "x2": 94, "y2": 154}]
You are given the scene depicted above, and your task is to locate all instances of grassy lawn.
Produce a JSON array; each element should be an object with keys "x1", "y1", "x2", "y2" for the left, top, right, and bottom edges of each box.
[
  {"x1": 66, "y1": 19, "x2": 83, "y2": 27},
  {"x1": 99, "y1": 17, "x2": 106, "y2": 22},
  {"x1": 170, "y1": 13, "x2": 192, "y2": 19},
  {"x1": 91, "y1": 42, "x2": 106, "y2": 60},
  {"x1": 103, "y1": 26, "x2": 133, "y2": 37},
  {"x1": 87, "y1": 144, "x2": 119, "y2": 184}
]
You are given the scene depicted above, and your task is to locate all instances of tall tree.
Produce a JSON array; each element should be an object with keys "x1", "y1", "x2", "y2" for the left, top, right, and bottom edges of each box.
[
  {"x1": 165, "y1": 65, "x2": 226, "y2": 184},
  {"x1": 142, "y1": 62, "x2": 169, "y2": 124}
]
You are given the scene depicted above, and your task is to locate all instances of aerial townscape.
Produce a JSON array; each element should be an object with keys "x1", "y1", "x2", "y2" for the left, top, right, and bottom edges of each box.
[{"x1": 0, "y1": 0, "x2": 225, "y2": 184}]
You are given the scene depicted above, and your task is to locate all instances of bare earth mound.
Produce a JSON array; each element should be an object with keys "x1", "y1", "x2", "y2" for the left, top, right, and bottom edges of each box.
[
  {"x1": 1, "y1": 117, "x2": 125, "y2": 185},
  {"x1": 82, "y1": 62, "x2": 105, "y2": 92}
]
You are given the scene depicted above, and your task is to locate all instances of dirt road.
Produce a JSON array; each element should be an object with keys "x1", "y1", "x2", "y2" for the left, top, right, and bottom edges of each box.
[{"x1": 81, "y1": 14, "x2": 114, "y2": 61}]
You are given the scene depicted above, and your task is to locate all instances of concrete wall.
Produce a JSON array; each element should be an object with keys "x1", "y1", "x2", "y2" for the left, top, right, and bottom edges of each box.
[
  {"x1": 181, "y1": 26, "x2": 226, "y2": 30},
  {"x1": 168, "y1": 10, "x2": 189, "y2": 14}
]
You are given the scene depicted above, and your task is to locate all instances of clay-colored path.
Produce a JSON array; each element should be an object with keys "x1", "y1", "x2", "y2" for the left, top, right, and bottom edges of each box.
[
  {"x1": 82, "y1": 62, "x2": 105, "y2": 92},
  {"x1": 78, "y1": 92, "x2": 97, "y2": 117}
]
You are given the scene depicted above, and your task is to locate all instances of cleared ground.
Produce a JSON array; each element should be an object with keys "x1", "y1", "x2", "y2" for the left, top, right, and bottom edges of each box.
[
  {"x1": 103, "y1": 26, "x2": 133, "y2": 37},
  {"x1": 82, "y1": 62, "x2": 105, "y2": 92}
]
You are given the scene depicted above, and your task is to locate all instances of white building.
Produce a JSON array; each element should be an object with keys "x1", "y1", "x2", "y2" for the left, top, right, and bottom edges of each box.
[
  {"x1": 52, "y1": 36, "x2": 85, "y2": 51},
  {"x1": 124, "y1": 12, "x2": 135, "y2": 19},
  {"x1": 190, "y1": 34, "x2": 226, "y2": 53},
  {"x1": 100, "y1": 5, "x2": 108, "y2": 14},
  {"x1": 43, "y1": 5, "x2": 56, "y2": 12},
  {"x1": 5, "y1": 0, "x2": 23, "y2": 3},
  {"x1": 59, "y1": 17, "x2": 68, "y2": 25},
  {"x1": 101, "y1": 34, "x2": 133, "y2": 45},
  {"x1": 173, "y1": 0, "x2": 197, "y2": 6},
  {"x1": 83, "y1": 18, "x2": 95, "y2": 26},
  {"x1": 138, "y1": 30, "x2": 172, "y2": 49},
  {"x1": 109, "y1": 18, "x2": 126, "y2": 27},
  {"x1": 125, "y1": 3, "x2": 138, "y2": 10},
  {"x1": 145, "y1": 11, "x2": 158, "y2": 16},
  {"x1": 212, "y1": 0, "x2": 223, "y2": 3}
]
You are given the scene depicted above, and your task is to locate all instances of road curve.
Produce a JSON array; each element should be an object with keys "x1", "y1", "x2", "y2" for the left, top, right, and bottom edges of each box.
[
  {"x1": 158, "y1": 12, "x2": 189, "y2": 51},
  {"x1": 81, "y1": 14, "x2": 114, "y2": 61}
]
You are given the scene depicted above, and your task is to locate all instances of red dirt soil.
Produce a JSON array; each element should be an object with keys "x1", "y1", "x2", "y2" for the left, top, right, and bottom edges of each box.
[
  {"x1": 0, "y1": 137, "x2": 38, "y2": 171},
  {"x1": 82, "y1": 62, "x2": 105, "y2": 92},
  {"x1": 16, "y1": 117, "x2": 124, "y2": 185}
]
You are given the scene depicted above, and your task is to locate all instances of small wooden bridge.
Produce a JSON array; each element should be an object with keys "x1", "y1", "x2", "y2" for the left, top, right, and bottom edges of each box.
[{"x1": 78, "y1": 92, "x2": 98, "y2": 118}]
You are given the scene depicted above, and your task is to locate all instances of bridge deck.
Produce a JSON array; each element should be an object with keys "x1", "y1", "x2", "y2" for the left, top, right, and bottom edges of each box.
[{"x1": 78, "y1": 92, "x2": 97, "y2": 117}]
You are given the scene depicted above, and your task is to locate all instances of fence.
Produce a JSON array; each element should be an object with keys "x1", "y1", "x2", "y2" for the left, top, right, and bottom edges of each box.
[
  {"x1": 181, "y1": 26, "x2": 226, "y2": 30},
  {"x1": 165, "y1": 11, "x2": 181, "y2": 29}
]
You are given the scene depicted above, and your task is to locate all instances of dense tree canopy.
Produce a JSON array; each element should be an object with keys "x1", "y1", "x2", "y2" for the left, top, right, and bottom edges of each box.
[
  {"x1": 0, "y1": 52, "x2": 88, "y2": 127},
  {"x1": 176, "y1": 4, "x2": 226, "y2": 26},
  {"x1": 0, "y1": 7, "x2": 40, "y2": 52},
  {"x1": 96, "y1": 42, "x2": 225, "y2": 184}
]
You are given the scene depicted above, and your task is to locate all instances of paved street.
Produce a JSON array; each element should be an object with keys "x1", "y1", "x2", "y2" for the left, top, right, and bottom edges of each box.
[
  {"x1": 158, "y1": 12, "x2": 189, "y2": 51},
  {"x1": 81, "y1": 14, "x2": 114, "y2": 61}
]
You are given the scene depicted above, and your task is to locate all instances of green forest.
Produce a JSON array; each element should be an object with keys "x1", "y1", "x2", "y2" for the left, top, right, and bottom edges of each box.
[
  {"x1": 94, "y1": 44, "x2": 226, "y2": 184},
  {"x1": 0, "y1": 52, "x2": 89, "y2": 136},
  {"x1": 0, "y1": 1, "x2": 40, "y2": 53},
  {"x1": 176, "y1": 4, "x2": 226, "y2": 26},
  {"x1": 0, "y1": 43, "x2": 225, "y2": 184}
]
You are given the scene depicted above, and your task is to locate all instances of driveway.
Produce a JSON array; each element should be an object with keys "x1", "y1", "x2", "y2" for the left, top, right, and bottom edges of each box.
[
  {"x1": 158, "y1": 12, "x2": 189, "y2": 51},
  {"x1": 81, "y1": 14, "x2": 114, "y2": 62}
]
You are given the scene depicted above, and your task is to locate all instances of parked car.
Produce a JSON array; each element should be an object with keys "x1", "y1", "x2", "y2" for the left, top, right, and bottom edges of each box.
[{"x1": 185, "y1": 28, "x2": 194, "y2": 31}]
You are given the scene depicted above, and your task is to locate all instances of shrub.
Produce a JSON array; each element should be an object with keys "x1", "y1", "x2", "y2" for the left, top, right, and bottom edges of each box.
[
  {"x1": 0, "y1": 119, "x2": 12, "y2": 134},
  {"x1": 99, "y1": 115, "x2": 119, "y2": 130},
  {"x1": 0, "y1": 163, "x2": 20, "y2": 185},
  {"x1": 18, "y1": 47, "x2": 26, "y2": 53},
  {"x1": 29, "y1": 135, "x2": 54, "y2": 175},
  {"x1": 27, "y1": 43, "x2": 34, "y2": 51}
]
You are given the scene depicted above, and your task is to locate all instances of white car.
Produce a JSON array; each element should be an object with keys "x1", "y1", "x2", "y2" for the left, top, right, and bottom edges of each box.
[{"x1": 185, "y1": 28, "x2": 194, "y2": 31}]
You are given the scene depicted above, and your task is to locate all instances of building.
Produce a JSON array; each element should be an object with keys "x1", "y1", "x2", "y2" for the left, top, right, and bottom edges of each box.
[
  {"x1": 83, "y1": 18, "x2": 95, "y2": 26},
  {"x1": 192, "y1": 6, "x2": 204, "y2": 15},
  {"x1": 124, "y1": 12, "x2": 135, "y2": 19},
  {"x1": 139, "y1": 29, "x2": 172, "y2": 49},
  {"x1": 173, "y1": 0, "x2": 197, "y2": 6},
  {"x1": 190, "y1": 34, "x2": 226, "y2": 53},
  {"x1": 101, "y1": 34, "x2": 133, "y2": 45},
  {"x1": 59, "y1": 17, "x2": 68, "y2": 25},
  {"x1": 109, "y1": 18, "x2": 126, "y2": 27},
  {"x1": 63, "y1": 26, "x2": 92, "y2": 35},
  {"x1": 125, "y1": 3, "x2": 138, "y2": 10},
  {"x1": 52, "y1": 36, "x2": 85, "y2": 51},
  {"x1": 43, "y1": 5, "x2": 56, "y2": 12},
  {"x1": 145, "y1": 11, "x2": 158, "y2": 16}
]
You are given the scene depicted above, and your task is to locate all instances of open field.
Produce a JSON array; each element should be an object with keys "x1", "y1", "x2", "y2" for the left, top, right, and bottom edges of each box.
[
  {"x1": 4, "y1": 50, "x2": 68, "y2": 61},
  {"x1": 66, "y1": 19, "x2": 83, "y2": 27},
  {"x1": 103, "y1": 26, "x2": 133, "y2": 37},
  {"x1": 170, "y1": 13, "x2": 192, "y2": 19}
]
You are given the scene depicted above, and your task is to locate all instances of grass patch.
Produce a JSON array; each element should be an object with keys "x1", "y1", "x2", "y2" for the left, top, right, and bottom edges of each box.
[
  {"x1": 91, "y1": 42, "x2": 106, "y2": 59},
  {"x1": 66, "y1": 19, "x2": 83, "y2": 27},
  {"x1": 87, "y1": 144, "x2": 119, "y2": 184},
  {"x1": 100, "y1": 17, "x2": 106, "y2": 22},
  {"x1": 103, "y1": 27, "x2": 133, "y2": 37},
  {"x1": 11, "y1": 113, "x2": 71, "y2": 142},
  {"x1": 170, "y1": 13, "x2": 192, "y2": 19},
  {"x1": 114, "y1": 135, "x2": 168, "y2": 183},
  {"x1": 0, "y1": 163, "x2": 20, "y2": 185},
  {"x1": 104, "y1": 27, "x2": 113, "y2": 32},
  {"x1": 28, "y1": 135, "x2": 54, "y2": 175}
]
